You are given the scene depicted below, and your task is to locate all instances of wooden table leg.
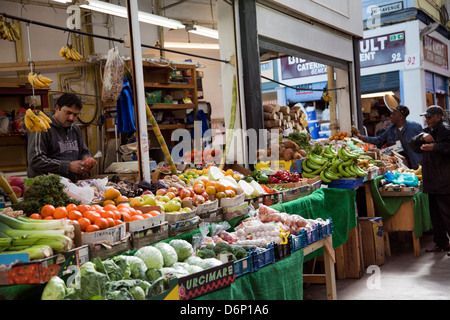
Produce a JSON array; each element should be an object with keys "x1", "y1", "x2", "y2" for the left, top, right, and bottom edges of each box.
[
  {"x1": 364, "y1": 182, "x2": 375, "y2": 218},
  {"x1": 323, "y1": 236, "x2": 337, "y2": 300},
  {"x1": 412, "y1": 231, "x2": 420, "y2": 257}
]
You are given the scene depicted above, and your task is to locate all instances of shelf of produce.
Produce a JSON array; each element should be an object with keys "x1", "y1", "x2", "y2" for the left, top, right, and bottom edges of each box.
[
  {"x1": 144, "y1": 82, "x2": 195, "y2": 89},
  {"x1": 147, "y1": 104, "x2": 195, "y2": 110}
]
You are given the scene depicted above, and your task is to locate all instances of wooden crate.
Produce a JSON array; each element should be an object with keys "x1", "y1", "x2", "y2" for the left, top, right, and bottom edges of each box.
[{"x1": 338, "y1": 226, "x2": 364, "y2": 279}]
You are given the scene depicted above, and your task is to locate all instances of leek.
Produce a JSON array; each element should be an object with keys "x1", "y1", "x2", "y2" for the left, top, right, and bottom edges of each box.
[
  {"x1": 0, "y1": 213, "x2": 69, "y2": 230},
  {"x1": 0, "y1": 244, "x2": 54, "y2": 260},
  {"x1": 0, "y1": 233, "x2": 73, "y2": 253}
]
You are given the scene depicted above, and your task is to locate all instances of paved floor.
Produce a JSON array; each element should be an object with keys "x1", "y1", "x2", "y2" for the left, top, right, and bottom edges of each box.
[{"x1": 303, "y1": 233, "x2": 450, "y2": 300}]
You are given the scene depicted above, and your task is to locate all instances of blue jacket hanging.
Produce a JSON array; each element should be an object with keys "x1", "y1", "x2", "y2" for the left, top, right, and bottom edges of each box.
[{"x1": 116, "y1": 77, "x2": 136, "y2": 133}]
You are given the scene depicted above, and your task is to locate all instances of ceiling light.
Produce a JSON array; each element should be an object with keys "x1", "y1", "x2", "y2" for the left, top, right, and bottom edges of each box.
[
  {"x1": 52, "y1": 0, "x2": 72, "y2": 3},
  {"x1": 80, "y1": 0, "x2": 185, "y2": 29},
  {"x1": 164, "y1": 42, "x2": 219, "y2": 49},
  {"x1": 188, "y1": 25, "x2": 219, "y2": 39},
  {"x1": 361, "y1": 91, "x2": 395, "y2": 99}
]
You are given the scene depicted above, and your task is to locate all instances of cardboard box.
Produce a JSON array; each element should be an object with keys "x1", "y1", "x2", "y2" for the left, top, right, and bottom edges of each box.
[
  {"x1": 358, "y1": 217, "x2": 385, "y2": 268},
  {"x1": 342, "y1": 226, "x2": 364, "y2": 279},
  {"x1": 379, "y1": 186, "x2": 419, "y2": 197},
  {"x1": 128, "y1": 207, "x2": 165, "y2": 231},
  {"x1": 80, "y1": 223, "x2": 127, "y2": 245},
  {"x1": 0, "y1": 245, "x2": 89, "y2": 285},
  {"x1": 220, "y1": 193, "x2": 245, "y2": 208},
  {"x1": 88, "y1": 234, "x2": 132, "y2": 260},
  {"x1": 130, "y1": 222, "x2": 169, "y2": 249}
]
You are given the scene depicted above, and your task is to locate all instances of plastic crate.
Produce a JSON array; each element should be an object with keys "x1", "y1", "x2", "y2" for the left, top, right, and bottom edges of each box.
[
  {"x1": 251, "y1": 243, "x2": 275, "y2": 271},
  {"x1": 291, "y1": 230, "x2": 307, "y2": 252},
  {"x1": 318, "y1": 218, "x2": 333, "y2": 239},
  {"x1": 327, "y1": 177, "x2": 364, "y2": 189},
  {"x1": 274, "y1": 237, "x2": 292, "y2": 261},
  {"x1": 234, "y1": 252, "x2": 254, "y2": 278},
  {"x1": 306, "y1": 225, "x2": 319, "y2": 246}
]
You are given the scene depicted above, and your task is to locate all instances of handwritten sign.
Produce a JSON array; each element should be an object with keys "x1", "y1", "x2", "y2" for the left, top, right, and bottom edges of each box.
[{"x1": 423, "y1": 35, "x2": 448, "y2": 70}]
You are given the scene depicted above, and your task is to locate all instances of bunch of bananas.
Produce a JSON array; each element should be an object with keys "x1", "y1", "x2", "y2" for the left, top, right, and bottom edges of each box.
[
  {"x1": 27, "y1": 72, "x2": 52, "y2": 89},
  {"x1": 24, "y1": 108, "x2": 52, "y2": 133},
  {"x1": 301, "y1": 144, "x2": 368, "y2": 183},
  {"x1": 396, "y1": 165, "x2": 422, "y2": 180},
  {"x1": 60, "y1": 45, "x2": 83, "y2": 61},
  {"x1": 0, "y1": 17, "x2": 20, "y2": 42}
]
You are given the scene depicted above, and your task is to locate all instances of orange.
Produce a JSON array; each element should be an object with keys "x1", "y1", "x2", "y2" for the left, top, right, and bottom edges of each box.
[
  {"x1": 130, "y1": 215, "x2": 144, "y2": 221},
  {"x1": 205, "y1": 186, "x2": 216, "y2": 196},
  {"x1": 142, "y1": 213, "x2": 153, "y2": 219},
  {"x1": 30, "y1": 213, "x2": 43, "y2": 220},
  {"x1": 105, "y1": 217, "x2": 115, "y2": 228},
  {"x1": 104, "y1": 188, "x2": 121, "y2": 200},
  {"x1": 94, "y1": 217, "x2": 108, "y2": 230},
  {"x1": 115, "y1": 195, "x2": 128, "y2": 203},
  {"x1": 121, "y1": 212, "x2": 131, "y2": 222},
  {"x1": 66, "y1": 203, "x2": 78, "y2": 212},
  {"x1": 86, "y1": 211, "x2": 101, "y2": 224},
  {"x1": 70, "y1": 219, "x2": 79, "y2": 226},
  {"x1": 118, "y1": 207, "x2": 131, "y2": 214},
  {"x1": 102, "y1": 199, "x2": 116, "y2": 207},
  {"x1": 103, "y1": 204, "x2": 117, "y2": 212},
  {"x1": 114, "y1": 219, "x2": 124, "y2": 226},
  {"x1": 78, "y1": 217, "x2": 91, "y2": 231},
  {"x1": 85, "y1": 224, "x2": 100, "y2": 233},
  {"x1": 77, "y1": 204, "x2": 91, "y2": 213},
  {"x1": 205, "y1": 181, "x2": 217, "y2": 188},
  {"x1": 68, "y1": 210, "x2": 83, "y2": 221},
  {"x1": 225, "y1": 189, "x2": 236, "y2": 198},
  {"x1": 44, "y1": 216, "x2": 54, "y2": 220},
  {"x1": 101, "y1": 211, "x2": 115, "y2": 220},
  {"x1": 215, "y1": 183, "x2": 226, "y2": 193},
  {"x1": 90, "y1": 204, "x2": 103, "y2": 212},
  {"x1": 112, "y1": 210, "x2": 121, "y2": 220},
  {"x1": 82, "y1": 210, "x2": 96, "y2": 218},
  {"x1": 135, "y1": 210, "x2": 143, "y2": 215},
  {"x1": 148, "y1": 210, "x2": 160, "y2": 217},
  {"x1": 117, "y1": 203, "x2": 131, "y2": 210},
  {"x1": 216, "y1": 191, "x2": 226, "y2": 199},
  {"x1": 53, "y1": 207, "x2": 68, "y2": 219},
  {"x1": 41, "y1": 205, "x2": 55, "y2": 218}
]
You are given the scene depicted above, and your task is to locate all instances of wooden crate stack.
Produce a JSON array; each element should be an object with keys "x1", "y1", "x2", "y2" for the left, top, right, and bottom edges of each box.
[{"x1": 263, "y1": 104, "x2": 309, "y2": 133}]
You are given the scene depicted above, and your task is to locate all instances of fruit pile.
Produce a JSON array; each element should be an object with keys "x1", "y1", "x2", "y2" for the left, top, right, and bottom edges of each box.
[
  {"x1": 328, "y1": 131, "x2": 349, "y2": 141},
  {"x1": 301, "y1": 144, "x2": 368, "y2": 183},
  {"x1": 183, "y1": 148, "x2": 221, "y2": 164},
  {"x1": 29, "y1": 202, "x2": 160, "y2": 233}
]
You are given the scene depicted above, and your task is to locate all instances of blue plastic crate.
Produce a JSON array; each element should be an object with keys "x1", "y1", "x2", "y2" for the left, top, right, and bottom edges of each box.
[
  {"x1": 274, "y1": 237, "x2": 292, "y2": 262},
  {"x1": 234, "y1": 252, "x2": 254, "y2": 278},
  {"x1": 291, "y1": 230, "x2": 307, "y2": 252},
  {"x1": 318, "y1": 218, "x2": 333, "y2": 239},
  {"x1": 306, "y1": 226, "x2": 319, "y2": 246},
  {"x1": 252, "y1": 243, "x2": 275, "y2": 271},
  {"x1": 327, "y1": 177, "x2": 364, "y2": 189}
]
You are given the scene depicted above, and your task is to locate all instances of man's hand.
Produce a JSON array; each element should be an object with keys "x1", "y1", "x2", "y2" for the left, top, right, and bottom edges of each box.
[
  {"x1": 69, "y1": 160, "x2": 86, "y2": 175},
  {"x1": 420, "y1": 143, "x2": 434, "y2": 152},
  {"x1": 422, "y1": 133, "x2": 434, "y2": 143}
]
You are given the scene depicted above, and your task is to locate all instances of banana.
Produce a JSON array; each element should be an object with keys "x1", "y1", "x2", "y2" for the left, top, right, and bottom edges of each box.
[
  {"x1": 37, "y1": 73, "x2": 52, "y2": 84},
  {"x1": 306, "y1": 158, "x2": 323, "y2": 171},
  {"x1": 344, "y1": 165, "x2": 356, "y2": 178},
  {"x1": 9, "y1": 23, "x2": 20, "y2": 41},
  {"x1": 320, "y1": 170, "x2": 332, "y2": 183},
  {"x1": 24, "y1": 115, "x2": 35, "y2": 132},
  {"x1": 36, "y1": 110, "x2": 52, "y2": 124},
  {"x1": 337, "y1": 148, "x2": 350, "y2": 161},
  {"x1": 27, "y1": 72, "x2": 35, "y2": 87},
  {"x1": 302, "y1": 171, "x2": 320, "y2": 179},
  {"x1": 308, "y1": 152, "x2": 327, "y2": 165},
  {"x1": 351, "y1": 163, "x2": 368, "y2": 177},
  {"x1": 341, "y1": 147, "x2": 359, "y2": 159},
  {"x1": 60, "y1": 46, "x2": 66, "y2": 58},
  {"x1": 324, "y1": 168, "x2": 340, "y2": 181},
  {"x1": 338, "y1": 163, "x2": 351, "y2": 178},
  {"x1": 331, "y1": 157, "x2": 342, "y2": 173},
  {"x1": 31, "y1": 73, "x2": 47, "y2": 89},
  {"x1": 31, "y1": 116, "x2": 47, "y2": 132},
  {"x1": 302, "y1": 159, "x2": 313, "y2": 173}
]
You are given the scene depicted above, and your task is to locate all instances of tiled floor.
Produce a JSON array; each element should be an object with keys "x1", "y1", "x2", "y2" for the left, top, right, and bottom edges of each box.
[{"x1": 303, "y1": 233, "x2": 450, "y2": 300}]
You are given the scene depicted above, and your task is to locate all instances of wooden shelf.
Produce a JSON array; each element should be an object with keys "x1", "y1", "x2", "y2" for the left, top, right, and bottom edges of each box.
[
  {"x1": 147, "y1": 124, "x2": 187, "y2": 130},
  {"x1": 144, "y1": 82, "x2": 195, "y2": 89},
  {"x1": 148, "y1": 103, "x2": 195, "y2": 110}
]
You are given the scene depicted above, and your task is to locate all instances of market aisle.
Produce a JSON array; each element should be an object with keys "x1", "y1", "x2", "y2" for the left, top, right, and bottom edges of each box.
[{"x1": 304, "y1": 234, "x2": 450, "y2": 300}]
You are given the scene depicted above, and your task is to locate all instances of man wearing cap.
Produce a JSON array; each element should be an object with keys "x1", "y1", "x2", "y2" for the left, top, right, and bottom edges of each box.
[
  {"x1": 410, "y1": 105, "x2": 450, "y2": 253},
  {"x1": 354, "y1": 105, "x2": 423, "y2": 169}
]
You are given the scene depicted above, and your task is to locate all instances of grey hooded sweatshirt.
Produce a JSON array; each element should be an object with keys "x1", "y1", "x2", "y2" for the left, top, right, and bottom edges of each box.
[{"x1": 27, "y1": 114, "x2": 90, "y2": 182}]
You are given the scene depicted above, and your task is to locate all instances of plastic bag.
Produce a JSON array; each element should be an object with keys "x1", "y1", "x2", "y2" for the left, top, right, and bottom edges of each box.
[
  {"x1": 101, "y1": 47, "x2": 124, "y2": 102},
  {"x1": 60, "y1": 177, "x2": 95, "y2": 204},
  {"x1": 384, "y1": 171, "x2": 419, "y2": 187},
  {"x1": 192, "y1": 222, "x2": 213, "y2": 250}
]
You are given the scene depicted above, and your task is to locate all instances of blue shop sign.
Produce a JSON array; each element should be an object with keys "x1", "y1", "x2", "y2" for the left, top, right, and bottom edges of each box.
[{"x1": 285, "y1": 81, "x2": 328, "y2": 103}]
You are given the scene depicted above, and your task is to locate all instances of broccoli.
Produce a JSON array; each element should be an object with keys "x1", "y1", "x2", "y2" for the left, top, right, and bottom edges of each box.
[
  {"x1": 213, "y1": 242, "x2": 233, "y2": 255},
  {"x1": 232, "y1": 246, "x2": 248, "y2": 260},
  {"x1": 219, "y1": 251, "x2": 237, "y2": 261},
  {"x1": 197, "y1": 248, "x2": 216, "y2": 259}
]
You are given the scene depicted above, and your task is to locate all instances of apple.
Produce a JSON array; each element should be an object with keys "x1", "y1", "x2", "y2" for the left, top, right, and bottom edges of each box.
[
  {"x1": 164, "y1": 200, "x2": 182, "y2": 212},
  {"x1": 172, "y1": 196, "x2": 182, "y2": 203},
  {"x1": 192, "y1": 195, "x2": 206, "y2": 206},
  {"x1": 188, "y1": 188, "x2": 195, "y2": 196},
  {"x1": 166, "y1": 191, "x2": 176, "y2": 200},
  {"x1": 179, "y1": 188, "x2": 192, "y2": 199},
  {"x1": 159, "y1": 195, "x2": 170, "y2": 203},
  {"x1": 200, "y1": 191, "x2": 210, "y2": 201},
  {"x1": 142, "y1": 195, "x2": 157, "y2": 206},
  {"x1": 156, "y1": 189, "x2": 167, "y2": 196},
  {"x1": 167, "y1": 187, "x2": 179, "y2": 196},
  {"x1": 193, "y1": 183, "x2": 206, "y2": 195},
  {"x1": 142, "y1": 190, "x2": 153, "y2": 195}
]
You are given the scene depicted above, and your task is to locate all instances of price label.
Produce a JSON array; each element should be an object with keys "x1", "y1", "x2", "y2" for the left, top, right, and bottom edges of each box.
[{"x1": 405, "y1": 54, "x2": 420, "y2": 69}]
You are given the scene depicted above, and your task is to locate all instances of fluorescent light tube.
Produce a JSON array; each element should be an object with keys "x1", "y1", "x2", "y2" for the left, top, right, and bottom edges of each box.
[
  {"x1": 188, "y1": 25, "x2": 219, "y2": 39},
  {"x1": 164, "y1": 42, "x2": 219, "y2": 49},
  {"x1": 80, "y1": 0, "x2": 185, "y2": 29},
  {"x1": 361, "y1": 91, "x2": 395, "y2": 99}
]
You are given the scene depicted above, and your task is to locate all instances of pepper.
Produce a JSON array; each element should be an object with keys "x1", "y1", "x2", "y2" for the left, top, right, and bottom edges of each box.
[
  {"x1": 245, "y1": 176, "x2": 254, "y2": 183},
  {"x1": 257, "y1": 173, "x2": 269, "y2": 184}
]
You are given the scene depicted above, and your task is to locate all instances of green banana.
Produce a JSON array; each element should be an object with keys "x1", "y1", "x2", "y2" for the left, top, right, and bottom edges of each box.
[
  {"x1": 351, "y1": 163, "x2": 368, "y2": 177},
  {"x1": 302, "y1": 171, "x2": 320, "y2": 179},
  {"x1": 306, "y1": 158, "x2": 323, "y2": 171},
  {"x1": 337, "y1": 148, "x2": 350, "y2": 161},
  {"x1": 324, "y1": 168, "x2": 340, "y2": 181},
  {"x1": 344, "y1": 165, "x2": 356, "y2": 177},
  {"x1": 308, "y1": 152, "x2": 327, "y2": 165},
  {"x1": 338, "y1": 163, "x2": 351, "y2": 177},
  {"x1": 341, "y1": 147, "x2": 359, "y2": 159},
  {"x1": 331, "y1": 157, "x2": 342, "y2": 172},
  {"x1": 320, "y1": 170, "x2": 332, "y2": 183},
  {"x1": 302, "y1": 159, "x2": 313, "y2": 173}
]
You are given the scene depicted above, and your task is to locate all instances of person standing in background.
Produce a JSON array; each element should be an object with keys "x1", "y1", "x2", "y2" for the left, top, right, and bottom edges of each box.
[{"x1": 410, "y1": 105, "x2": 450, "y2": 252}]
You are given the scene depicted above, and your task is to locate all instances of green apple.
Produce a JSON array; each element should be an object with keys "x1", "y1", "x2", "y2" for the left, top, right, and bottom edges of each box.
[
  {"x1": 143, "y1": 194, "x2": 157, "y2": 206},
  {"x1": 164, "y1": 200, "x2": 182, "y2": 212},
  {"x1": 159, "y1": 195, "x2": 170, "y2": 203}
]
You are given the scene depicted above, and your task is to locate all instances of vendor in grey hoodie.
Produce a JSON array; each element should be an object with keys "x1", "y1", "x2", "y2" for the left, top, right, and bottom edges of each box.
[{"x1": 27, "y1": 93, "x2": 95, "y2": 182}]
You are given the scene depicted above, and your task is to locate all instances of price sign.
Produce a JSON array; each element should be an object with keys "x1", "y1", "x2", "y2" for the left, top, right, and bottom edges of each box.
[{"x1": 404, "y1": 54, "x2": 420, "y2": 69}]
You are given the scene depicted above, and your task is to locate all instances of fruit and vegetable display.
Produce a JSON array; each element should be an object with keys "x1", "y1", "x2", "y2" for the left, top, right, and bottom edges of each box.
[{"x1": 40, "y1": 239, "x2": 225, "y2": 300}]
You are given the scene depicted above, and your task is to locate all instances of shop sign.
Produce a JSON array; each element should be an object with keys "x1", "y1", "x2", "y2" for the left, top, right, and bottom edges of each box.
[
  {"x1": 285, "y1": 81, "x2": 328, "y2": 103},
  {"x1": 261, "y1": 60, "x2": 274, "y2": 83},
  {"x1": 360, "y1": 31, "x2": 405, "y2": 68},
  {"x1": 423, "y1": 35, "x2": 449, "y2": 70},
  {"x1": 369, "y1": 2, "x2": 404, "y2": 16},
  {"x1": 280, "y1": 56, "x2": 327, "y2": 80}
]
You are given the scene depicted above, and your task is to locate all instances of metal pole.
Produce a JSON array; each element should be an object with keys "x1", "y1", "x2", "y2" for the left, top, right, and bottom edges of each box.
[{"x1": 125, "y1": 0, "x2": 151, "y2": 181}]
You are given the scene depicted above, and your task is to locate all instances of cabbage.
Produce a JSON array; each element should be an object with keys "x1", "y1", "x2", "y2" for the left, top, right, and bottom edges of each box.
[
  {"x1": 197, "y1": 258, "x2": 223, "y2": 270},
  {"x1": 186, "y1": 265, "x2": 204, "y2": 274},
  {"x1": 41, "y1": 276, "x2": 67, "y2": 300},
  {"x1": 114, "y1": 255, "x2": 148, "y2": 280},
  {"x1": 155, "y1": 242, "x2": 178, "y2": 267},
  {"x1": 169, "y1": 239, "x2": 194, "y2": 262},
  {"x1": 134, "y1": 246, "x2": 164, "y2": 270},
  {"x1": 172, "y1": 262, "x2": 189, "y2": 270},
  {"x1": 184, "y1": 256, "x2": 204, "y2": 267},
  {"x1": 159, "y1": 267, "x2": 189, "y2": 278},
  {"x1": 129, "y1": 286, "x2": 146, "y2": 300}
]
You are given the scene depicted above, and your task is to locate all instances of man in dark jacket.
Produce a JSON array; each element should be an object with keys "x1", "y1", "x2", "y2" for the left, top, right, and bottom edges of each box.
[
  {"x1": 27, "y1": 93, "x2": 96, "y2": 182},
  {"x1": 354, "y1": 105, "x2": 423, "y2": 169},
  {"x1": 409, "y1": 105, "x2": 450, "y2": 252}
]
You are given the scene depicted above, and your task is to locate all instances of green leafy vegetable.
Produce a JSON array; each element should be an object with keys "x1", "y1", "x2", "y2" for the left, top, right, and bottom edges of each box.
[
  {"x1": 41, "y1": 276, "x2": 67, "y2": 300},
  {"x1": 155, "y1": 242, "x2": 178, "y2": 267},
  {"x1": 169, "y1": 239, "x2": 194, "y2": 262},
  {"x1": 288, "y1": 132, "x2": 312, "y2": 152}
]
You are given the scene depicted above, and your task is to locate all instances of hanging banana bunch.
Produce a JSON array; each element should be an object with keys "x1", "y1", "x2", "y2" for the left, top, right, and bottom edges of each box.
[
  {"x1": 0, "y1": 16, "x2": 21, "y2": 42},
  {"x1": 59, "y1": 45, "x2": 83, "y2": 61},
  {"x1": 322, "y1": 91, "x2": 332, "y2": 102},
  {"x1": 27, "y1": 72, "x2": 52, "y2": 89},
  {"x1": 24, "y1": 109, "x2": 52, "y2": 133}
]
